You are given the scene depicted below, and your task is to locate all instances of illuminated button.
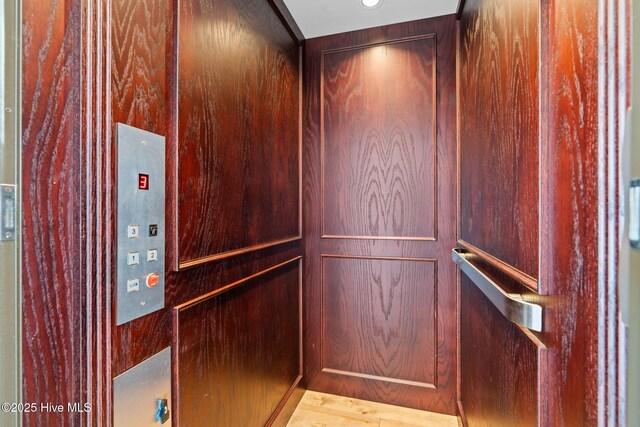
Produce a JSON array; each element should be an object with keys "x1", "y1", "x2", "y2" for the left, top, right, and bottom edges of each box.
[
  {"x1": 127, "y1": 225, "x2": 139, "y2": 238},
  {"x1": 126, "y1": 278, "x2": 140, "y2": 293},
  {"x1": 147, "y1": 249, "x2": 158, "y2": 262},
  {"x1": 127, "y1": 252, "x2": 140, "y2": 265},
  {"x1": 146, "y1": 273, "x2": 160, "y2": 288},
  {"x1": 149, "y1": 224, "x2": 158, "y2": 237}
]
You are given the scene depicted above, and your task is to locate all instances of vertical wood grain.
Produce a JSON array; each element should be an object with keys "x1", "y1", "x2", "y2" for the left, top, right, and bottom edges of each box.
[
  {"x1": 304, "y1": 15, "x2": 458, "y2": 415},
  {"x1": 174, "y1": 259, "x2": 302, "y2": 427},
  {"x1": 458, "y1": 0, "x2": 619, "y2": 424},
  {"x1": 458, "y1": 0, "x2": 540, "y2": 281},
  {"x1": 459, "y1": 276, "x2": 545, "y2": 427},
  {"x1": 176, "y1": 0, "x2": 301, "y2": 265},
  {"x1": 111, "y1": 0, "x2": 168, "y2": 134},
  {"x1": 21, "y1": 0, "x2": 85, "y2": 424},
  {"x1": 322, "y1": 256, "x2": 437, "y2": 387},
  {"x1": 109, "y1": 0, "x2": 305, "y2": 425},
  {"x1": 540, "y1": 0, "x2": 603, "y2": 425},
  {"x1": 110, "y1": 0, "x2": 170, "y2": 387},
  {"x1": 321, "y1": 38, "x2": 437, "y2": 239}
]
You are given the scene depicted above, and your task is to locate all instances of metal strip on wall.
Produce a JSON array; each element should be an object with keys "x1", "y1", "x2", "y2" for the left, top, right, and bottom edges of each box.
[{"x1": 0, "y1": 0, "x2": 22, "y2": 425}]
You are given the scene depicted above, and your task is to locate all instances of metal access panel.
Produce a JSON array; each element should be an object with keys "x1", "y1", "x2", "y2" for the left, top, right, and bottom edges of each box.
[
  {"x1": 116, "y1": 123, "x2": 165, "y2": 325},
  {"x1": 113, "y1": 347, "x2": 172, "y2": 426}
]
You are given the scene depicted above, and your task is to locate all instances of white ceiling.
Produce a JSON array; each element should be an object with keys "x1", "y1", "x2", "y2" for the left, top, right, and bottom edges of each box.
[{"x1": 282, "y1": 0, "x2": 460, "y2": 39}]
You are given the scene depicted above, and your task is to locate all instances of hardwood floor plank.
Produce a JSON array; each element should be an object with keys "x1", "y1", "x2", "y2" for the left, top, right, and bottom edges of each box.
[{"x1": 287, "y1": 391, "x2": 458, "y2": 426}]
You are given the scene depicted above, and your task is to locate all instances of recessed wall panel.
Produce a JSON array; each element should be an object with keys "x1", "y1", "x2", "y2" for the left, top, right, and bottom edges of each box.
[
  {"x1": 458, "y1": 0, "x2": 540, "y2": 281},
  {"x1": 176, "y1": 0, "x2": 301, "y2": 266},
  {"x1": 321, "y1": 37, "x2": 437, "y2": 240},
  {"x1": 321, "y1": 256, "x2": 437, "y2": 387},
  {"x1": 174, "y1": 258, "x2": 302, "y2": 426}
]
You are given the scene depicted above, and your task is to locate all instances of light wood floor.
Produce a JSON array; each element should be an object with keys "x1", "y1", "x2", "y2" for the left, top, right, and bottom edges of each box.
[{"x1": 287, "y1": 391, "x2": 459, "y2": 427}]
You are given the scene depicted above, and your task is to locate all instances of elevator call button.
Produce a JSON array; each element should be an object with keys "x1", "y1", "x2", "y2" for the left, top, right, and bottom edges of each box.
[
  {"x1": 146, "y1": 273, "x2": 160, "y2": 288},
  {"x1": 127, "y1": 225, "x2": 139, "y2": 238},
  {"x1": 127, "y1": 252, "x2": 140, "y2": 265},
  {"x1": 147, "y1": 249, "x2": 158, "y2": 262},
  {"x1": 127, "y1": 279, "x2": 140, "y2": 293}
]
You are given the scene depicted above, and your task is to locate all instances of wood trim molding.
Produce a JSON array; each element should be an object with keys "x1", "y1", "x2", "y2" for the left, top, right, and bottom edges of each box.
[
  {"x1": 457, "y1": 239, "x2": 539, "y2": 292},
  {"x1": 319, "y1": 34, "x2": 439, "y2": 241},
  {"x1": 85, "y1": 0, "x2": 112, "y2": 424},
  {"x1": 268, "y1": 0, "x2": 305, "y2": 43},
  {"x1": 178, "y1": 237, "x2": 301, "y2": 270},
  {"x1": 320, "y1": 368, "x2": 436, "y2": 389},
  {"x1": 456, "y1": 0, "x2": 466, "y2": 20},
  {"x1": 320, "y1": 254, "x2": 437, "y2": 263},
  {"x1": 266, "y1": 376, "x2": 304, "y2": 427},
  {"x1": 174, "y1": 256, "x2": 302, "y2": 310},
  {"x1": 457, "y1": 400, "x2": 467, "y2": 427},
  {"x1": 321, "y1": 235, "x2": 437, "y2": 241}
]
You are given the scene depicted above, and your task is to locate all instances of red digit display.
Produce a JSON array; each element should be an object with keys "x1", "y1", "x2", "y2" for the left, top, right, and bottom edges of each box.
[{"x1": 138, "y1": 174, "x2": 149, "y2": 190}]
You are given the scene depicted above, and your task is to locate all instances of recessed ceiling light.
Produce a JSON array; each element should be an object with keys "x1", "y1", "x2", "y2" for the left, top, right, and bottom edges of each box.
[{"x1": 362, "y1": 0, "x2": 382, "y2": 8}]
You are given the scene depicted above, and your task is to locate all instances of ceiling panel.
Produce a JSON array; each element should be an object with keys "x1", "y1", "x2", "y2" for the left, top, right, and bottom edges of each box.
[{"x1": 282, "y1": 0, "x2": 460, "y2": 39}]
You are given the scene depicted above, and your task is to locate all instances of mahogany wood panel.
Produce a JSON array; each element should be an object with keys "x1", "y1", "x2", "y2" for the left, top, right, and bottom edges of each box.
[
  {"x1": 321, "y1": 256, "x2": 437, "y2": 387},
  {"x1": 304, "y1": 15, "x2": 458, "y2": 415},
  {"x1": 21, "y1": 0, "x2": 85, "y2": 424},
  {"x1": 321, "y1": 37, "x2": 437, "y2": 239},
  {"x1": 174, "y1": 258, "x2": 302, "y2": 427},
  {"x1": 109, "y1": 0, "x2": 170, "y2": 422},
  {"x1": 538, "y1": 0, "x2": 604, "y2": 425},
  {"x1": 268, "y1": 0, "x2": 304, "y2": 42},
  {"x1": 108, "y1": 0, "x2": 305, "y2": 425},
  {"x1": 458, "y1": 0, "x2": 540, "y2": 282},
  {"x1": 175, "y1": 0, "x2": 301, "y2": 266},
  {"x1": 112, "y1": 0, "x2": 168, "y2": 134},
  {"x1": 459, "y1": 276, "x2": 546, "y2": 427},
  {"x1": 458, "y1": 0, "x2": 613, "y2": 424}
]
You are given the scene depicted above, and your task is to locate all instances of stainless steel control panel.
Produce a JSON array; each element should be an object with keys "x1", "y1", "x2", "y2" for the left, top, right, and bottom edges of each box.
[{"x1": 116, "y1": 123, "x2": 165, "y2": 325}]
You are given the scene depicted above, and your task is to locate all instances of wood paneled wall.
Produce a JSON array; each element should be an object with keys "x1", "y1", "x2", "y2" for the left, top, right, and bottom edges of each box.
[
  {"x1": 458, "y1": 0, "x2": 540, "y2": 288},
  {"x1": 321, "y1": 37, "x2": 438, "y2": 240},
  {"x1": 108, "y1": 0, "x2": 304, "y2": 425},
  {"x1": 175, "y1": 0, "x2": 301, "y2": 267},
  {"x1": 458, "y1": 0, "x2": 620, "y2": 425},
  {"x1": 539, "y1": 0, "x2": 608, "y2": 425},
  {"x1": 174, "y1": 258, "x2": 302, "y2": 426},
  {"x1": 21, "y1": 0, "x2": 85, "y2": 424},
  {"x1": 456, "y1": 0, "x2": 548, "y2": 424},
  {"x1": 303, "y1": 16, "x2": 458, "y2": 414},
  {"x1": 21, "y1": 0, "x2": 622, "y2": 424},
  {"x1": 459, "y1": 273, "x2": 546, "y2": 426},
  {"x1": 321, "y1": 256, "x2": 439, "y2": 386}
]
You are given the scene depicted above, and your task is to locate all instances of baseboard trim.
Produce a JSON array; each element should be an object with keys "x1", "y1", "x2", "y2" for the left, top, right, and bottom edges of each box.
[
  {"x1": 268, "y1": 376, "x2": 306, "y2": 427},
  {"x1": 457, "y1": 400, "x2": 468, "y2": 427}
]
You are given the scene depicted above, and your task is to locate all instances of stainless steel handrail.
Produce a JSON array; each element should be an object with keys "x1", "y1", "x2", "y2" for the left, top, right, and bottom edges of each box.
[{"x1": 452, "y1": 249, "x2": 543, "y2": 332}]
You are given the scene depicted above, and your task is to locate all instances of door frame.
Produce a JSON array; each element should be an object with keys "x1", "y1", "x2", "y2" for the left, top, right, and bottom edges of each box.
[
  {"x1": 0, "y1": 0, "x2": 21, "y2": 425},
  {"x1": 598, "y1": 0, "x2": 629, "y2": 424}
]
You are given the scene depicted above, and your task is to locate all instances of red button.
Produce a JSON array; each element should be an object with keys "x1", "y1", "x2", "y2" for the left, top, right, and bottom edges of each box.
[{"x1": 146, "y1": 273, "x2": 160, "y2": 288}]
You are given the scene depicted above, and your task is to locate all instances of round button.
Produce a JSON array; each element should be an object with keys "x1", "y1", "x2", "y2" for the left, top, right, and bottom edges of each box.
[{"x1": 146, "y1": 273, "x2": 160, "y2": 288}]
